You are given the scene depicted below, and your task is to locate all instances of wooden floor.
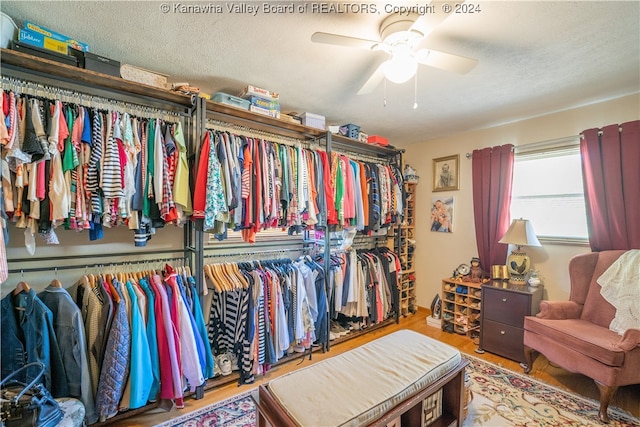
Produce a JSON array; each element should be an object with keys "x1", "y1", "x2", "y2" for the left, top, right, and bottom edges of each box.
[{"x1": 119, "y1": 307, "x2": 639, "y2": 426}]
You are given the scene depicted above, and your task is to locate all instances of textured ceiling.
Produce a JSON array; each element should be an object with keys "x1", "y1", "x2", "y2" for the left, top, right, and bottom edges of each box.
[{"x1": 2, "y1": 1, "x2": 639, "y2": 146}]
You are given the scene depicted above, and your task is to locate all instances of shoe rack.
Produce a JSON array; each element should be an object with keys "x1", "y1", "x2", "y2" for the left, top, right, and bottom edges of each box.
[
  {"x1": 398, "y1": 181, "x2": 417, "y2": 316},
  {"x1": 441, "y1": 278, "x2": 482, "y2": 341}
]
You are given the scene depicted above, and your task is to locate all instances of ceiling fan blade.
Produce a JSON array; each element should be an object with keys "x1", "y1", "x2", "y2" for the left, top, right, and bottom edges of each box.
[
  {"x1": 410, "y1": 1, "x2": 461, "y2": 37},
  {"x1": 357, "y1": 62, "x2": 386, "y2": 95},
  {"x1": 415, "y1": 48, "x2": 478, "y2": 74},
  {"x1": 311, "y1": 32, "x2": 379, "y2": 49}
]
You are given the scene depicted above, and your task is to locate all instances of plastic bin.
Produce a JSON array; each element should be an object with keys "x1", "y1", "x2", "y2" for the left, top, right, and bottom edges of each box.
[
  {"x1": 300, "y1": 112, "x2": 325, "y2": 130},
  {"x1": 367, "y1": 135, "x2": 389, "y2": 146},
  {"x1": 212, "y1": 92, "x2": 250, "y2": 110},
  {"x1": 339, "y1": 123, "x2": 360, "y2": 139}
]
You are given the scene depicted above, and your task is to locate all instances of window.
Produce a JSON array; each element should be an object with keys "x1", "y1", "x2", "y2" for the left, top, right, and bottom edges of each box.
[{"x1": 510, "y1": 142, "x2": 589, "y2": 241}]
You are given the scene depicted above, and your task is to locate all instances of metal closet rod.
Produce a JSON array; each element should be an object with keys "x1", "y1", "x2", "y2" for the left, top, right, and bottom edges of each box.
[
  {"x1": 9, "y1": 256, "x2": 188, "y2": 274},
  {"x1": 8, "y1": 249, "x2": 187, "y2": 264},
  {"x1": 1, "y1": 76, "x2": 189, "y2": 122},
  {"x1": 203, "y1": 247, "x2": 307, "y2": 259},
  {"x1": 205, "y1": 119, "x2": 308, "y2": 149}
]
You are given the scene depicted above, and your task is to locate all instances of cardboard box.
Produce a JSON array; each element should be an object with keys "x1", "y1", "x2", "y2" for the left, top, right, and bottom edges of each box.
[
  {"x1": 240, "y1": 84, "x2": 279, "y2": 100},
  {"x1": 250, "y1": 104, "x2": 280, "y2": 118},
  {"x1": 11, "y1": 40, "x2": 78, "y2": 67},
  {"x1": 247, "y1": 95, "x2": 280, "y2": 118},
  {"x1": 120, "y1": 64, "x2": 168, "y2": 88},
  {"x1": 18, "y1": 28, "x2": 69, "y2": 55},
  {"x1": 24, "y1": 20, "x2": 89, "y2": 52}
]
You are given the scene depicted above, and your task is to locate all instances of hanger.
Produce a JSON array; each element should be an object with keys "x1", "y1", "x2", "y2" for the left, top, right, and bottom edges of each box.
[
  {"x1": 50, "y1": 279, "x2": 62, "y2": 288},
  {"x1": 13, "y1": 281, "x2": 31, "y2": 295},
  {"x1": 204, "y1": 264, "x2": 222, "y2": 293}
]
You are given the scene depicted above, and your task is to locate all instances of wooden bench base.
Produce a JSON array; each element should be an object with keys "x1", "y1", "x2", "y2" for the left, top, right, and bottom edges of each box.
[{"x1": 254, "y1": 358, "x2": 468, "y2": 427}]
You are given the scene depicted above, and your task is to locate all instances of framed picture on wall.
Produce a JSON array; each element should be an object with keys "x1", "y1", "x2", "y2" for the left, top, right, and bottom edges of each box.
[
  {"x1": 431, "y1": 197, "x2": 455, "y2": 233},
  {"x1": 432, "y1": 154, "x2": 459, "y2": 192}
]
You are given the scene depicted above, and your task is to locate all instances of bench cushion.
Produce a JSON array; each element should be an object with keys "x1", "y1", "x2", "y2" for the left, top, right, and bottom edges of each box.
[{"x1": 267, "y1": 329, "x2": 461, "y2": 426}]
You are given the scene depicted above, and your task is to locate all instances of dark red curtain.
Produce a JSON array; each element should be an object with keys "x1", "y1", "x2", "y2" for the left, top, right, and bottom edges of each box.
[
  {"x1": 472, "y1": 145, "x2": 514, "y2": 270},
  {"x1": 580, "y1": 120, "x2": 640, "y2": 251}
]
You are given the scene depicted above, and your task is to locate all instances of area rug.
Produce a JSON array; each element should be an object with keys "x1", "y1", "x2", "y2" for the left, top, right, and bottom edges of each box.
[
  {"x1": 154, "y1": 391, "x2": 256, "y2": 427},
  {"x1": 463, "y1": 355, "x2": 639, "y2": 426},
  {"x1": 155, "y1": 355, "x2": 639, "y2": 426}
]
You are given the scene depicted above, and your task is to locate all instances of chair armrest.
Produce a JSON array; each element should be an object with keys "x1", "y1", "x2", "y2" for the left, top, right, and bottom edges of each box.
[
  {"x1": 536, "y1": 300, "x2": 582, "y2": 320},
  {"x1": 616, "y1": 328, "x2": 640, "y2": 351}
]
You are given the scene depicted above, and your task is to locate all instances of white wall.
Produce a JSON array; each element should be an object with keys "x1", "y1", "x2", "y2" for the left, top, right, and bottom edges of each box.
[
  {"x1": 405, "y1": 93, "x2": 640, "y2": 307},
  {"x1": 3, "y1": 225, "x2": 186, "y2": 296}
]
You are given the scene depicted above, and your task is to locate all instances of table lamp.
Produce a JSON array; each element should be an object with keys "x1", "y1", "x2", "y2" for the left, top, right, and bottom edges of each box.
[{"x1": 498, "y1": 219, "x2": 541, "y2": 285}]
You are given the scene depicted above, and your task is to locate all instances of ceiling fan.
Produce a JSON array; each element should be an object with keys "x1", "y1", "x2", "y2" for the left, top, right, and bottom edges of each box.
[{"x1": 311, "y1": 2, "x2": 478, "y2": 95}]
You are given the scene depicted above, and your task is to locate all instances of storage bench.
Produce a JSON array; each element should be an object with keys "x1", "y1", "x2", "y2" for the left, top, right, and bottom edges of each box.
[{"x1": 254, "y1": 329, "x2": 468, "y2": 427}]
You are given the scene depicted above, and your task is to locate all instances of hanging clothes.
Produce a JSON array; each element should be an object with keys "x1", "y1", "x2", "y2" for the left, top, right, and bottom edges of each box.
[{"x1": 1, "y1": 89, "x2": 190, "y2": 248}]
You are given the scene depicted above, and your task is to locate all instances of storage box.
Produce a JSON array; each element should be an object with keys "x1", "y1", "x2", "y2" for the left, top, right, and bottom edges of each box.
[
  {"x1": 213, "y1": 92, "x2": 250, "y2": 110},
  {"x1": 339, "y1": 123, "x2": 360, "y2": 139},
  {"x1": 359, "y1": 131, "x2": 369, "y2": 143},
  {"x1": 120, "y1": 64, "x2": 168, "y2": 88},
  {"x1": 24, "y1": 21, "x2": 89, "y2": 52},
  {"x1": 18, "y1": 28, "x2": 69, "y2": 55},
  {"x1": 423, "y1": 388, "x2": 443, "y2": 426},
  {"x1": 240, "y1": 84, "x2": 279, "y2": 100},
  {"x1": 368, "y1": 135, "x2": 389, "y2": 146},
  {"x1": 426, "y1": 316, "x2": 442, "y2": 329},
  {"x1": 300, "y1": 112, "x2": 325, "y2": 130},
  {"x1": 69, "y1": 48, "x2": 120, "y2": 77},
  {"x1": 247, "y1": 95, "x2": 280, "y2": 118},
  {"x1": 1, "y1": 12, "x2": 18, "y2": 49},
  {"x1": 10, "y1": 40, "x2": 78, "y2": 67},
  {"x1": 280, "y1": 114, "x2": 302, "y2": 125},
  {"x1": 250, "y1": 104, "x2": 280, "y2": 119}
]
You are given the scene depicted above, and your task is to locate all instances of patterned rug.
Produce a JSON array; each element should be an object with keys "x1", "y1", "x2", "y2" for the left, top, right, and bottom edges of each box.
[
  {"x1": 463, "y1": 356, "x2": 639, "y2": 426},
  {"x1": 154, "y1": 355, "x2": 639, "y2": 427}
]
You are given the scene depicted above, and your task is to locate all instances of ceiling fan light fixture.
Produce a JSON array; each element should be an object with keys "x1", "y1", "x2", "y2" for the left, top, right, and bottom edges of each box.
[{"x1": 383, "y1": 54, "x2": 418, "y2": 84}]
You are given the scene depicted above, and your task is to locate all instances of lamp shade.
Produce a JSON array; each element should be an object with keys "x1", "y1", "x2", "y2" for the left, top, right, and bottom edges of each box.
[{"x1": 499, "y1": 219, "x2": 541, "y2": 247}]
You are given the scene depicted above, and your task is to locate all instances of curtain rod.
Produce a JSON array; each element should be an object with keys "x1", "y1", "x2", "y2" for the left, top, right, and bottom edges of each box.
[
  {"x1": 1, "y1": 76, "x2": 187, "y2": 122},
  {"x1": 465, "y1": 135, "x2": 582, "y2": 158}
]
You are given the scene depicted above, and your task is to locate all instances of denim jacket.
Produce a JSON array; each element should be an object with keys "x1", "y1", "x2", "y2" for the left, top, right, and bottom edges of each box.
[{"x1": 1, "y1": 289, "x2": 69, "y2": 398}]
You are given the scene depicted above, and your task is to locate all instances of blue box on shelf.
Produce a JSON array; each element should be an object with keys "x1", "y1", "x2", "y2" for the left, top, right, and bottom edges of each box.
[
  {"x1": 212, "y1": 92, "x2": 250, "y2": 110},
  {"x1": 339, "y1": 123, "x2": 360, "y2": 139}
]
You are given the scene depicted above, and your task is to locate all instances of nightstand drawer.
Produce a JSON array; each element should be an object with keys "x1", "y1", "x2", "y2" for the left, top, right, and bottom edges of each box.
[
  {"x1": 481, "y1": 319, "x2": 525, "y2": 362},
  {"x1": 483, "y1": 288, "x2": 529, "y2": 327}
]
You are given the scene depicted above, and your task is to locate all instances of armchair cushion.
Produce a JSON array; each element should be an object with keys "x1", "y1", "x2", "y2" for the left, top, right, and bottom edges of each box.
[
  {"x1": 537, "y1": 300, "x2": 582, "y2": 320},
  {"x1": 580, "y1": 250, "x2": 626, "y2": 328},
  {"x1": 524, "y1": 317, "x2": 625, "y2": 366},
  {"x1": 617, "y1": 328, "x2": 640, "y2": 352}
]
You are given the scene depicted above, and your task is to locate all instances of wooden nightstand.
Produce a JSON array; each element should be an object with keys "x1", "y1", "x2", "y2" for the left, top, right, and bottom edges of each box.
[{"x1": 477, "y1": 281, "x2": 543, "y2": 364}]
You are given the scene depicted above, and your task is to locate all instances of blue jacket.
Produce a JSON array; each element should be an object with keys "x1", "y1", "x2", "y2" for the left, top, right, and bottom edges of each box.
[{"x1": 1, "y1": 289, "x2": 68, "y2": 398}]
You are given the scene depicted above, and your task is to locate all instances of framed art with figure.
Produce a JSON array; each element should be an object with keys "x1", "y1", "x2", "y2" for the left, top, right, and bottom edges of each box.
[
  {"x1": 433, "y1": 154, "x2": 459, "y2": 192},
  {"x1": 431, "y1": 197, "x2": 454, "y2": 233}
]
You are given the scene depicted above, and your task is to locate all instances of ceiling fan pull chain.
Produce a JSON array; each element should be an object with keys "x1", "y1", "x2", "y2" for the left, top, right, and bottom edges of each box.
[
  {"x1": 383, "y1": 78, "x2": 387, "y2": 107},
  {"x1": 413, "y1": 73, "x2": 418, "y2": 110}
]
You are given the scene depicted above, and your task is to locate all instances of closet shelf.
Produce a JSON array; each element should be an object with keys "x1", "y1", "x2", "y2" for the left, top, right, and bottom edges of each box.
[
  {"x1": 205, "y1": 99, "x2": 403, "y2": 158},
  {"x1": 0, "y1": 48, "x2": 194, "y2": 108},
  {"x1": 206, "y1": 99, "x2": 325, "y2": 140}
]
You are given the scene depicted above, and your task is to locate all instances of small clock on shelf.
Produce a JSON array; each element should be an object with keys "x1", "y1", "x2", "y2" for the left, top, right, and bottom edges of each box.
[{"x1": 453, "y1": 263, "x2": 470, "y2": 280}]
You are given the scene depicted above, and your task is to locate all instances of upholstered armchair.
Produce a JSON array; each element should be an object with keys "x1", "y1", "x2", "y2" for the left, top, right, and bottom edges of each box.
[{"x1": 523, "y1": 250, "x2": 640, "y2": 423}]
